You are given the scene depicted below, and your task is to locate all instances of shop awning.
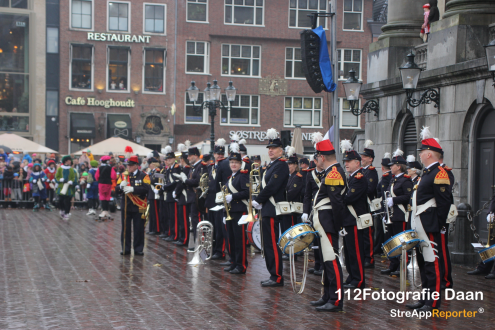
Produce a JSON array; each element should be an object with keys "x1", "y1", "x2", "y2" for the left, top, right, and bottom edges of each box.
[
  {"x1": 70, "y1": 113, "x2": 96, "y2": 139},
  {"x1": 107, "y1": 114, "x2": 132, "y2": 140}
]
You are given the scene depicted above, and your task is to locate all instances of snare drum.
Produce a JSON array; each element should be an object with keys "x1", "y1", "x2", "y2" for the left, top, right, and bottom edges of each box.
[
  {"x1": 278, "y1": 223, "x2": 317, "y2": 255},
  {"x1": 382, "y1": 229, "x2": 422, "y2": 258},
  {"x1": 246, "y1": 221, "x2": 262, "y2": 250},
  {"x1": 479, "y1": 245, "x2": 495, "y2": 264}
]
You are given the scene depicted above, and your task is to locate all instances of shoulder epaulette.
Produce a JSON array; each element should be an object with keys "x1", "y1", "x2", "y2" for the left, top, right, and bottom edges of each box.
[
  {"x1": 208, "y1": 163, "x2": 214, "y2": 166},
  {"x1": 262, "y1": 166, "x2": 267, "y2": 170},
  {"x1": 201, "y1": 161, "x2": 207, "y2": 166},
  {"x1": 434, "y1": 166, "x2": 450, "y2": 185},
  {"x1": 369, "y1": 166, "x2": 376, "y2": 171},
  {"x1": 355, "y1": 172, "x2": 364, "y2": 179},
  {"x1": 279, "y1": 158, "x2": 287, "y2": 162},
  {"x1": 174, "y1": 164, "x2": 179, "y2": 168},
  {"x1": 307, "y1": 168, "x2": 315, "y2": 171},
  {"x1": 143, "y1": 175, "x2": 151, "y2": 184},
  {"x1": 243, "y1": 158, "x2": 250, "y2": 163},
  {"x1": 325, "y1": 167, "x2": 344, "y2": 186},
  {"x1": 383, "y1": 173, "x2": 390, "y2": 177},
  {"x1": 185, "y1": 165, "x2": 191, "y2": 168},
  {"x1": 296, "y1": 172, "x2": 303, "y2": 178},
  {"x1": 240, "y1": 169, "x2": 248, "y2": 174},
  {"x1": 444, "y1": 166, "x2": 452, "y2": 171},
  {"x1": 404, "y1": 174, "x2": 411, "y2": 178}
]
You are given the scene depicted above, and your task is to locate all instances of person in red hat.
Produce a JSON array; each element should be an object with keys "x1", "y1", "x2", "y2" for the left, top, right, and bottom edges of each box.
[
  {"x1": 95, "y1": 155, "x2": 117, "y2": 221},
  {"x1": 406, "y1": 127, "x2": 452, "y2": 312},
  {"x1": 44, "y1": 159, "x2": 57, "y2": 207},
  {"x1": 115, "y1": 155, "x2": 150, "y2": 256}
]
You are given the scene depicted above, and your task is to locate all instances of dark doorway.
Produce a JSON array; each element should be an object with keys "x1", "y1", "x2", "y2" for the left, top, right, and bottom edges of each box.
[
  {"x1": 145, "y1": 144, "x2": 161, "y2": 152},
  {"x1": 402, "y1": 116, "x2": 417, "y2": 159},
  {"x1": 475, "y1": 107, "x2": 495, "y2": 243}
]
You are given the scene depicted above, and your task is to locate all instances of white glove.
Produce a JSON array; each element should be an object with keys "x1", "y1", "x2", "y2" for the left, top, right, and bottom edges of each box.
[
  {"x1": 33, "y1": 179, "x2": 37, "y2": 184},
  {"x1": 180, "y1": 172, "x2": 187, "y2": 182},
  {"x1": 387, "y1": 197, "x2": 394, "y2": 208},
  {"x1": 440, "y1": 227, "x2": 446, "y2": 234},
  {"x1": 123, "y1": 186, "x2": 134, "y2": 194},
  {"x1": 59, "y1": 178, "x2": 64, "y2": 183},
  {"x1": 52, "y1": 179, "x2": 56, "y2": 183},
  {"x1": 172, "y1": 191, "x2": 177, "y2": 199},
  {"x1": 153, "y1": 189, "x2": 159, "y2": 195},
  {"x1": 339, "y1": 228, "x2": 348, "y2": 237},
  {"x1": 68, "y1": 181, "x2": 73, "y2": 185},
  {"x1": 120, "y1": 180, "x2": 128, "y2": 188},
  {"x1": 226, "y1": 194, "x2": 233, "y2": 203},
  {"x1": 488, "y1": 213, "x2": 494, "y2": 223},
  {"x1": 42, "y1": 178, "x2": 46, "y2": 182},
  {"x1": 252, "y1": 200, "x2": 262, "y2": 210},
  {"x1": 223, "y1": 217, "x2": 226, "y2": 225},
  {"x1": 301, "y1": 213, "x2": 309, "y2": 223},
  {"x1": 76, "y1": 185, "x2": 80, "y2": 190},
  {"x1": 87, "y1": 183, "x2": 91, "y2": 189},
  {"x1": 383, "y1": 217, "x2": 387, "y2": 223}
]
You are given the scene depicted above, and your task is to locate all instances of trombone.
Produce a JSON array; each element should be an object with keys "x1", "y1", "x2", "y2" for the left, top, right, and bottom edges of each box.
[
  {"x1": 221, "y1": 185, "x2": 232, "y2": 221},
  {"x1": 240, "y1": 164, "x2": 261, "y2": 224}
]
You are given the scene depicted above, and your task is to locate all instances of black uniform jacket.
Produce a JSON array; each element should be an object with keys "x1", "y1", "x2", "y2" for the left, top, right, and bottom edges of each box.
[
  {"x1": 205, "y1": 164, "x2": 218, "y2": 209},
  {"x1": 414, "y1": 162, "x2": 452, "y2": 232},
  {"x1": 214, "y1": 158, "x2": 232, "y2": 194},
  {"x1": 412, "y1": 175, "x2": 420, "y2": 186},
  {"x1": 115, "y1": 169, "x2": 150, "y2": 213},
  {"x1": 147, "y1": 167, "x2": 160, "y2": 200},
  {"x1": 314, "y1": 163, "x2": 349, "y2": 234},
  {"x1": 174, "y1": 165, "x2": 191, "y2": 205},
  {"x1": 286, "y1": 171, "x2": 304, "y2": 203},
  {"x1": 225, "y1": 170, "x2": 250, "y2": 214},
  {"x1": 255, "y1": 157, "x2": 289, "y2": 218},
  {"x1": 303, "y1": 168, "x2": 324, "y2": 215},
  {"x1": 185, "y1": 160, "x2": 207, "y2": 204},
  {"x1": 162, "y1": 163, "x2": 180, "y2": 202},
  {"x1": 241, "y1": 156, "x2": 253, "y2": 172},
  {"x1": 362, "y1": 165, "x2": 378, "y2": 201},
  {"x1": 377, "y1": 171, "x2": 393, "y2": 213},
  {"x1": 387, "y1": 173, "x2": 414, "y2": 222},
  {"x1": 343, "y1": 168, "x2": 369, "y2": 226},
  {"x1": 441, "y1": 163, "x2": 455, "y2": 204}
]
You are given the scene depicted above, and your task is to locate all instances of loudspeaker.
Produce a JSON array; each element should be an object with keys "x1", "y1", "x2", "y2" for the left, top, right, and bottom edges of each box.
[
  {"x1": 300, "y1": 30, "x2": 325, "y2": 93},
  {"x1": 280, "y1": 130, "x2": 291, "y2": 148}
]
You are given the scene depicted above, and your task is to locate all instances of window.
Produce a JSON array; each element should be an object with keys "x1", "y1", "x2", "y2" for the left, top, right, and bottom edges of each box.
[
  {"x1": 144, "y1": 49, "x2": 165, "y2": 93},
  {"x1": 47, "y1": 27, "x2": 59, "y2": 54},
  {"x1": 71, "y1": 0, "x2": 92, "y2": 29},
  {"x1": 402, "y1": 117, "x2": 417, "y2": 159},
  {"x1": 108, "y1": 2, "x2": 129, "y2": 32},
  {"x1": 285, "y1": 47, "x2": 304, "y2": 79},
  {"x1": 187, "y1": 0, "x2": 207, "y2": 22},
  {"x1": 0, "y1": 0, "x2": 28, "y2": 8},
  {"x1": 284, "y1": 97, "x2": 322, "y2": 127},
  {"x1": 289, "y1": 0, "x2": 326, "y2": 28},
  {"x1": 340, "y1": 98, "x2": 360, "y2": 128},
  {"x1": 186, "y1": 41, "x2": 209, "y2": 74},
  {"x1": 46, "y1": 91, "x2": 59, "y2": 117},
  {"x1": 225, "y1": 0, "x2": 264, "y2": 26},
  {"x1": 338, "y1": 49, "x2": 361, "y2": 80},
  {"x1": 221, "y1": 95, "x2": 259, "y2": 125},
  {"x1": 343, "y1": 0, "x2": 363, "y2": 30},
  {"x1": 71, "y1": 45, "x2": 93, "y2": 90},
  {"x1": 185, "y1": 92, "x2": 208, "y2": 123},
  {"x1": 144, "y1": 4, "x2": 165, "y2": 34},
  {"x1": 222, "y1": 44, "x2": 260, "y2": 77},
  {"x1": 108, "y1": 47, "x2": 129, "y2": 91}
]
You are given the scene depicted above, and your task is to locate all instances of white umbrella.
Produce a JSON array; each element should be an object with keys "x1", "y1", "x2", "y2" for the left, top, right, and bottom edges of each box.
[
  {"x1": 0, "y1": 133, "x2": 58, "y2": 153},
  {"x1": 73, "y1": 137, "x2": 154, "y2": 156}
]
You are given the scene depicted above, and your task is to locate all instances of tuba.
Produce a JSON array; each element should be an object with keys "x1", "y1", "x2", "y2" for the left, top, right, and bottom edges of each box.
[
  {"x1": 239, "y1": 163, "x2": 261, "y2": 225},
  {"x1": 188, "y1": 221, "x2": 214, "y2": 264}
]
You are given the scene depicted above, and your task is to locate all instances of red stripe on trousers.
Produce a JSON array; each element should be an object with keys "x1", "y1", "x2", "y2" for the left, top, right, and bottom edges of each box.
[
  {"x1": 369, "y1": 227, "x2": 374, "y2": 263},
  {"x1": 241, "y1": 212, "x2": 247, "y2": 271},
  {"x1": 222, "y1": 238, "x2": 225, "y2": 256},
  {"x1": 183, "y1": 205, "x2": 188, "y2": 244},
  {"x1": 429, "y1": 233, "x2": 441, "y2": 308},
  {"x1": 270, "y1": 217, "x2": 282, "y2": 283},
  {"x1": 354, "y1": 226, "x2": 364, "y2": 288},
  {"x1": 174, "y1": 203, "x2": 178, "y2": 240},
  {"x1": 441, "y1": 233, "x2": 450, "y2": 287},
  {"x1": 327, "y1": 233, "x2": 341, "y2": 306},
  {"x1": 154, "y1": 200, "x2": 159, "y2": 232},
  {"x1": 225, "y1": 224, "x2": 230, "y2": 254},
  {"x1": 291, "y1": 215, "x2": 294, "y2": 226}
]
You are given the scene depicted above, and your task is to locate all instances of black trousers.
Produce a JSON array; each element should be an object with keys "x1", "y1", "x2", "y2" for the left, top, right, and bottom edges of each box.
[
  {"x1": 281, "y1": 213, "x2": 299, "y2": 235},
  {"x1": 58, "y1": 195, "x2": 71, "y2": 214},
  {"x1": 363, "y1": 225, "x2": 374, "y2": 264},
  {"x1": 343, "y1": 225, "x2": 365, "y2": 288},
  {"x1": 121, "y1": 210, "x2": 145, "y2": 253},
  {"x1": 101, "y1": 200, "x2": 109, "y2": 211},
  {"x1": 159, "y1": 199, "x2": 169, "y2": 236},
  {"x1": 166, "y1": 202, "x2": 178, "y2": 240},
  {"x1": 373, "y1": 214, "x2": 386, "y2": 256},
  {"x1": 48, "y1": 189, "x2": 55, "y2": 204},
  {"x1": 440, "y1": 224, "x2": 453, "y2": 288},
  {"x1": 226, "y1": 212, "x2": 248, "y2": 272},
  {"x1": 261, "y1": 216, "x2": 283, "y2": 284},
  {"x1": 313, "y1": 236, "x2": 323, "y2": 271},
  {"x1": 211, "y1": 209, "x2": 227, "y2": 257},
  {"x1": 475, "y1": 234, "x2": 495, "y2": 273},
  {"x1": 177, "y1": 204, "x2": 191, "y2": 245},
  {"x1": 148, "y1": 199, "x2": 160, "y2": 233},
  {"x1": 88, "y1": 198, "x2": 98, "y2": 209},
  {"x1": 387, "y1": 222, "x2": 407, "y2": 271},
  {"x1": 416, "y1": 232, "x2": 443, "y2": 308},
  {"x1": 321, "y1": 232, "x2": 344, "y2": 308},
  {"x1": 190, "y1": 202, "x2": 202, "y2": 241}
]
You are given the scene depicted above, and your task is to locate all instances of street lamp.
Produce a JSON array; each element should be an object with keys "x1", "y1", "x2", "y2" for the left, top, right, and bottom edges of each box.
[
  {"x1": 399, "y1": 52, "x2": 440, "y2": 111},
  {"x1": 342, "y1": 69, "x2": 379, "y2": 116},
  {"x1": 484, "y1": 38, "x2": 495, "y2": 86},
  {"x1": 186, "y1": 79, "x2": 237, "y2": 156}
]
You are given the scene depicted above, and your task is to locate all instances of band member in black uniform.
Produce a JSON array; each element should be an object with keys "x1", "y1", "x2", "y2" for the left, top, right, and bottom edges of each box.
[
  {"x1": 251, "y1": 155, "x2": 262, "y2": 169},
  {"x1": 173, "y1": 143, "x2": 191, "y2": 246},
  {"x1": 341, "y1": 140, "x2": 368, "y2": 289},
  {"x1": 299, "y1": 157, "x2": 310, "y2": 186},
  {"x1": 360, "y1": 140, "x2": 378, "y2": 268},
  {"x1": 209, "y1": 139, "x2": 228, "y2": 260},
  {"x1": 406, "y1": 127, "x2": 452, "y2": 312},
  {"x1": 162, "y1": 146, "x2": 180, "y2": 242},
  {"x1": 374, "y1": 152, "x2": 393, "y2": 256},
  {"x1": 147, "y1": 156, "x2": 162, "y2": 235},
  {"x1": 223, "y1": 142, "x2": 250, "y2": 274},
  {"x1": 116, "y1": 155, "x2": 150, "y2": 256},
  {"x1": 252, "y1": 128, "x2": 289, "y2": 287},
  {"x1": 439, "y1": 153, "x2": 454, "y2": 288},
  {"x1": 281, "y1": 147, "x2": 304, "y2": 234},
  {"x1": 309, "y1": 136, "x2": 345, "y2": 312},
  {"x1": 380, "y1": 149, "x2": 414, "y2": 276},
  {"x1": 238, "y1": 138, "x2": 252, "y2": 171},
  {"x1": 407, "y1": 155, "x2": 422, "y2": 186}
]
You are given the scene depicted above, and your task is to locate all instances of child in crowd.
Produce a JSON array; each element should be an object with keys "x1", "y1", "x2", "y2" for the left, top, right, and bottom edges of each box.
[
  {"x1": 86, "y1": 160, "x2": 99, "y2": 216},
  {"x1": 30, "y1": 163, "x2": 50, "y2": 211}
]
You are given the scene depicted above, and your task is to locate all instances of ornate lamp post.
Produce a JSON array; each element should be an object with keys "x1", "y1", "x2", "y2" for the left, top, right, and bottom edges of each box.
[{"x1": 342, "y1": 69, "x2": 379, "y2": 116}]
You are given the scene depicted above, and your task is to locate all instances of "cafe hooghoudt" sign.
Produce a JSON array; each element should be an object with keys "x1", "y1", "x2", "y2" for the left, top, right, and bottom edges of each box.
[{"x1": 65, "y1": 96, "x2": 135, "y2": 109}]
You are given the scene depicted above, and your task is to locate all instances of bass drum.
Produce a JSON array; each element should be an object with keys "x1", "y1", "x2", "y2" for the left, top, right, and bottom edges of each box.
[{"x1": 246, "y1": 221, "x2": 262, "y2": 250}]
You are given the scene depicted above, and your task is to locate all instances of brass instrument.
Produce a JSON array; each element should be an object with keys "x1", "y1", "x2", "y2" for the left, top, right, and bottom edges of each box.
[
  {"x1": 384, "y1": 191, "x2": 394, "y2": 225},
  {"x1": 152, "y1": 172, "x2": 164, "y2": 199},
  {"x1": 188, "y1": 221, "x2": 214, "y2": 265},
  {"x1": 199, "y1": 173, "x2": 209, "y2": 198},
  {"x1": 122, "y1": 170, "x2": 129, "y2": 253},
  {"x1": 221, "y1": 185, "x2": 232, "y2": 221},
  {"x1": 240, "y1": 163, "x2": 261, "y2": 224},
  {"x1": 487, "y1": 214, "x2": 494, "y2": 248}
]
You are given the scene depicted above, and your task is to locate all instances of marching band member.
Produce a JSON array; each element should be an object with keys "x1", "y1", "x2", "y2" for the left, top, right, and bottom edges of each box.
[
  {"x1": 146, "y1": 155, "x2": 161, "y2": 235},
  {"x1": 251, "y1": 155, "x2": 261, "y2": 169},
  {"x1": 223, "y1": 142, "x2": 250, "y2": 274},
  {"x1": 407, "y1": 155, "x2": 422, "y2": 186},
  {"x1": 162, "y1": 146, "x2": 181, "y2": 242},
  {"x1": 239, "y1": 138, "x2": 252, "y2": 171},
  {"x1": 406, "y1": 127, "x2": 452, "y2": 312},
  {"x1": 359, "y1": 140, "x2": 378, "y2": 269},
  {"x1": 173, "y1": 143, "x2": 191, "y2": 246},
  {"x1": 158, "y1": 148, "x2": 169, "y2": 240},
  {"x1": 380, "y1": 149, "x2": 413, "y2": 276},
  {"x1": 341, "y1": 140, "x2": 368, "y2": 289},
  {"x1": 374, "y1": 152, "x2": 393, "y2": 256},
  {"x1": 115, "y1": 155, "x2": 150, "y2": 256},
  {"x1": 252, "y1": 128, "x2": 289, "y2": 287},
  {"x1": 439, "y1": 151, "x2": 454, "y2": 289},
  {"x1": 282, "y1": 146, "x2": 303, "y2": 236},
  {"x1": 56, "y1": 155, "x2": 77, "y2": 221},
  {"x1": 95, "y1": 155, "x2": 116, "y2": 221},
  {"x1": 309, "y1": 136, "x2": 344, "y2": 312},
  {"x1": 299, "y1": 157, "x2": 311, "y2": 186}
]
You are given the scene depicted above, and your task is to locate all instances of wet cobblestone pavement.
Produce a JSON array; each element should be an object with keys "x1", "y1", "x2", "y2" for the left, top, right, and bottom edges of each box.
[{"x1": 1, "y1": 209, "x2": 494, "y2": 329}]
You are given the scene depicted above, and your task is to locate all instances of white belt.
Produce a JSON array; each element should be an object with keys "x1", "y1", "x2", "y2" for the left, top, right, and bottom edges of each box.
[
  {"x1": 416, "y1": 198, "x2": 436, "y2": 216},
  {"x1": 314, "y1": 197, "x2": 331, "y2": 209},
  {"x1": 316, "y1": 205, "x2": 332, "y2": 211}
]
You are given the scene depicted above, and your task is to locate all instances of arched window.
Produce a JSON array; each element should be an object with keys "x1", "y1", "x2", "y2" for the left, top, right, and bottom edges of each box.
[{"x1": 402, "y1": 117, "x2": 417, "y2": 158}]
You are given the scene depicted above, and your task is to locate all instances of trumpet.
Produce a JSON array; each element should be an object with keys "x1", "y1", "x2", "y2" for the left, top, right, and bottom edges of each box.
[
  {"x1": 221, "y1": 185, "x2": 232, "y2": 221},
  {"x1": 384, "y1": 191, "x2": 394, "y2": 225},
  {"x1": 242, "y1": 163, "x2": 261, "y2": 224}
]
